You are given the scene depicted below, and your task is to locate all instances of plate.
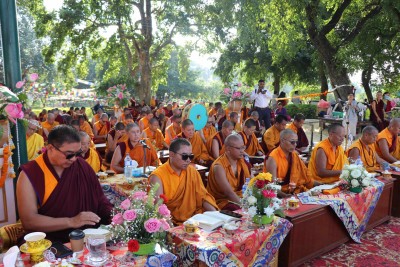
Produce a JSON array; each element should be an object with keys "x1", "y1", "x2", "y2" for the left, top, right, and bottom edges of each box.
[{"x1": 20, "y1": 239, "x2": 52, "y2": 254}]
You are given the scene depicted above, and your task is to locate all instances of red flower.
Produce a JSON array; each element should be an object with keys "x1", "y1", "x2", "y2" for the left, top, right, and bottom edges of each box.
[
  {"x1": 160, "y1": 194, "x2": 168, "y2": 203},
  {"x1": 255, "y1": 179, "x2": 265, "y2": 189},
  {"x1": 262, "y1": 189, "x2": 276, "y2": 198},
  {"x1": 128, "y1": 239, "x2": 140, "y2": 252}
]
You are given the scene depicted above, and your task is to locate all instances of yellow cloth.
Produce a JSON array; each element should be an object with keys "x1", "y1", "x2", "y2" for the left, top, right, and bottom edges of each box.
[
  {"x1": 83, "y1": 147, "x2": 102, "y2": 173},
  {"x1": 308, "y1": 139, "x2": 348, "y2": 184},
  {"x1": 41, "y1": 121, "x2": 59, "y2": 133},
  {"x1": 286, "y1": 122, "x2": 298, "y2": 133},
  {"x1": 202, "y1": 126, "x2": 217, "y2": 144},
  {"x1": 151, "y1": 161, "x2": 218, "y2": 225},
  {"x1": 177, "y1": 132, "x2": 211, "y2": 163},
  {"x1": 347, "y1": 140, "x2": 380, "y2": 172},
  {"x1": 239, "y1": 132, "x2": 264, "y2": 156},
  {"x1": 375, "y1": 127, "x2": 398, "y2": 159},
  {"x1": 206, "y1": 131, "x2": 225, "y2": 159},
  {"x1": 207, "y1": 154, "x2": 250, "y2": 209},
  {"x1": 263, "y1": 126, "x2": 280, "y2": 152},
  {"x1": 93, "y1": 114, "x2": 100, "y2": 124},
  {"x1": 268, "y1": 146, "x2": 313, "y2": 193},
  {"x1": 139, "y1": 117, "x2": 149, "y2": 130},
  {"x1": 80, "y1": 121, "x2": 94, "y2": 139},
  {"x1": 26, "y1": 133, "x2": 44, "y2": 161},
  {"x1": 150, "y1": 98, "x2": 156, "y2": 107},
  {"x1": 118, "y1": 139, "x2": 159, "y2": 168},
  {"x1": 144, "y1": 127, "x2": 165, "y2": 150},
  {"x1": 164, "y1": 124, "x2": 181, "y2": 145},
  {"x1": 208, "y1": 109, "x2": 217, "y2": 117},
  {"x1": 94, "y1": 121, "x2": 109, "y2": 136}
]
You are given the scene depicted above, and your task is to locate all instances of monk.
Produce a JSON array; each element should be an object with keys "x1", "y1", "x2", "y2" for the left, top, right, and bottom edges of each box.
[
  {"x1": 250, "y1": 111, "x2": 265, "y2": 137},
  {"x1": 120, "y1": 108, "x2": 131, "y2": 122},
  {"x1": 347, "y1": 126, "x2": 387, "y2": 172},
  {"x1": 111, "y1": 123, "x2": 159, "y2": 174},
  {"x1": 228, "y1": 112, "x2": 242, "y2": 132},
  {"x1": 308, "y1": 124, "x2": 348, "y2": 184},
  {"x1": 375, "y1": 118, "x2": 400, "y2": 163},
  {"x1": 143, "y1": 118, "x2": 168, "y2": 150},
  {"x1": 165, "y1": 108, "x2": 182, "y2": 128},
  {"x1": 177, "y1": 119, "x2": 212, "y2": 165},
  {"x1": 286, "y1": 113, "x2": 309, "y2": 152},
  {"x1": 41, "y1": 113, "x2": 59, "y2": 137},
  {"x1": 206, "y1": 120, "x2": 234, "y2": 159},
  {"x1": 150, "y1": 138, "x2": 218, "y2": 225},
  {"x1": 200, "y1": 115, "x2": 217, "y2": 144},
  {"x1": 208, "y1": 102, "x2": 222, "y2": 117},
  {"x1": 26, "y1": 120, "x2": 44, "y2": 161},
  {"x1": 78, "y1": 115, "x2": 94, "y2": 139},
  {"x1": 164, "y1": 115, "x2": 182, "y2": 145},
  {"x1": 138, "y1": 108, "x2": 153, "y2": 131},
  {"x1": 17, "y1": 125, "x2": 112, "y2": 242},
  {"x1": 263, "y1": 114, "x2": 288, "y2": 153},
  {"x1": 93, "y1": 113, "x2": 110, "y2": 143},
  {"x1": 78, "y1": 132, "x2": 102, "y2": 173},
  {"x1": 105, "y1": 122, "x2": 127, "y2": 163},
  {"x1": 207, "y1": 135, "x2": 250, "y2": 210},
  {"x1": 238, "y1": 118, "x2": 264, "y2": 156},
  {"x1": 123, "y1": 114, "x2": 134, "y2": 126},
  {"x1": 265, "y1": 129, "x2": 318, "y2": 196},
  {"x1": 109, "y1": 115, "x2": 118, "y2": 129},
  {"x1": 91, "y1": 108, "x2": 103, "y2": 126}
]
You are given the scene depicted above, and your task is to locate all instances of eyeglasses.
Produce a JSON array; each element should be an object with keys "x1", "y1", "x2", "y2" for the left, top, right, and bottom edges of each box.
[
  {"x1": 52, "y1": 145, "x2": 82, "y2": 160},
  {"x1": 172, "y1": 151, "x2": 195, "y2": 161},
  {"x1": 283, "y1": 139, "x2": 298, "y2": 145},
  {"x1": 229, "y1": 145, "x2": 246, "y2": 151}
]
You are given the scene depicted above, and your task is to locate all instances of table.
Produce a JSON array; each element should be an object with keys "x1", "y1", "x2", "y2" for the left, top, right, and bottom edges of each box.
[
  {"x1": 167, "y1": 216, "x2": 292, "y2": 267},
  {"x1": 101, "y1": 174, "x2": 147, "y2": 205},
  {"x1": 318, "y1": 118, "x2": 372, "y2": 140},
  {"x1": 279, "y1": 178, "x2": 393, "y2": 267},
  {"x1": 376, "y1": 169, "x2": 400, "y2": 217}
]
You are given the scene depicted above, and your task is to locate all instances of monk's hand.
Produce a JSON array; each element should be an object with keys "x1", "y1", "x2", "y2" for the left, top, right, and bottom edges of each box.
[{"x1": 70, "y1": 212, "x2": 101, "y2": 228}]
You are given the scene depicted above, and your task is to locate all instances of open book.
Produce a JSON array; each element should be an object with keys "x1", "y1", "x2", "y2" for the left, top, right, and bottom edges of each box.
[{"x1": 189, "y1": 211, "x2": 241, "y2": 231}]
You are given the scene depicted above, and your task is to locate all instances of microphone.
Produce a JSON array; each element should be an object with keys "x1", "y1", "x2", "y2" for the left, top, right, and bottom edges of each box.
[{"x1": 139, "y1": 139, "x2": 150, "y2": 149}]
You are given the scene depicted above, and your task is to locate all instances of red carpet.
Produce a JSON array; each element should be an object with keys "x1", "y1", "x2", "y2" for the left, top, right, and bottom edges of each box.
[{"x1": 300, "y1": 217, "x2": 400, "y2": 267}]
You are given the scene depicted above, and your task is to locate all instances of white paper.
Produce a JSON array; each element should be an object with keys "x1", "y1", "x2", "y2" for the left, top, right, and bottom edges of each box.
[
  {"x1": 309, "y1": 181, "x2": 341, "y2": 192},
  {"x1": 3, "y1": 246, "x2": 19, "y2": 267}
]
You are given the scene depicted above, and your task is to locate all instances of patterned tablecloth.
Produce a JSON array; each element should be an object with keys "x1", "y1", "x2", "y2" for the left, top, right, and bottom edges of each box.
[
  {"x1": 167, "y1": 216, "x2": 292, "y2": 267},
  {"x1": 101, "y1": 175, "x2": 147, "y2": 205},
  {"x1": 297, "y1": 178, "x2": 385, "y2": 243}
]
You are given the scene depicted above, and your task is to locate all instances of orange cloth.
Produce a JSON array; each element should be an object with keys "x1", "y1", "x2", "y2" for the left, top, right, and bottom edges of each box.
[
  {"x1": 347, "y1": 140, "x2": 380, "y2": 172},
  {"x1": 34, "y1": 154, "x2": 58, "y2": 207},
  {"x1": 263, "y1": 125, "x2": 280, "y2": 152},
  {"x1": 144, "y1": 127, "x2": 165, "y2": 150},
  {"x1": 94, "y1": 121, "x2": 109, "y2": 136},
  {"x1": 268, "y1": 146, "x2": 313, "y2": 193},
  {"x1": 286, "y1": 122, "x2": 298, "y2": 133},
  {"x1": 150, "y1": 98, "x2": 156, "y2": 107},
  {"x1": 164, "y1": 124, "x2": 181, "y2": 145},
  {"x1": 308, "y1": 139, "x2": 348, "y2": 184},
  {"x1": 202, "y1": 126, "x2": 217, "y2": 144},
  {"x1": 83, "y1": 147, "x2": 102, "y2": 173},
  {"x1": 208, "y1": 108, "x2": 217, "y2": 117},
  {"x1": 151, "y1": 161, "x2": 218, "y2": 225},
  {"x1": 177, "y1": 132, "x2": 211, "y2": 163},
  {"x1": 375, "y1": 128, "x2": 398, "y2": 159},
  {"x1": 206, "y1": 131, "x2": 225, "y2": 159},
  {"x1": 207, "y1": 154, "x2": 250, "y2": 209},
  {"x1": 80, "y1": 121, "x2": 94, "y2": 139},
  {"x1": 41, "y1": 121, "x2": 59, "y2": 134},
  {"x1": 238, "y1": 132, "x2": 264, "y2": 156},
  {"x1": 118, "y1": 139, "x2": 159, "y2": 168},
  {"x1": 139, "y1": 117, "x2": 149, "y2": 130},
  {"x1": 93, "y1": 114, "x2": 100, "y2": 124}
]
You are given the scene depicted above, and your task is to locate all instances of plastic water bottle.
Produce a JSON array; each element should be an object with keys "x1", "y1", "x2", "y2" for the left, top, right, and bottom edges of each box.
[
  {"x1": 355, "y1": 156, "x2": 363, "y2": 166},
  {"x1": 124, "y1": 153, "x2": 133, "y2": 178},
  {"x1": 244, "y1": 155, "x2": 250, "y2": 164},
  {"x1": 242, "y1": 177, "x2": 250, "y2": 196}
]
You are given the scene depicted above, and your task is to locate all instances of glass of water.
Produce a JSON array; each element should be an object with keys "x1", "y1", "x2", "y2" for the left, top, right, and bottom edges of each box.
[{"x1": 86, "y1": 237, "x2": 107, "y2": 264}]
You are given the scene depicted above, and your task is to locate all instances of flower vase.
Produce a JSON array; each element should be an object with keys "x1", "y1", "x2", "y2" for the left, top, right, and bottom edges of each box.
[
  {"x1": 133, "y1": 242, "x2": 156, "y2": 256},
  {"x1": 252, "y1": 214, "x2": 274, "y2": 225},
  {"x1": 230, "y1": 99, "x2": 243, "y2": 112},
  {"x1": 349, "y1": 187, "x2": 363, "y2": 193}
]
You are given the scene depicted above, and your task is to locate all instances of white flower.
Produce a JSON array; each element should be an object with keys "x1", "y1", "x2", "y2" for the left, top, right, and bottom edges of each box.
[
  {"x1": 350, "y1": 169, "x2": 362, "y2": 179},
  {"x1": 264, "y1": 206, "x2": 275, "y2": 216},
  {"x1": 357, "y1": 165, "x2": 364, "y2": 171},
  {"x1": 348, "y1": 164, "x2": 358, "y2": 170},
  {"x1": 272, "y1": 202, "x2": 281, "y2": 210},
  {"x1": 273, "y1": 198, "x2": 283, "y2": 205},
  {"x1": 362, "y1": 179, "x2": 370, "y2": 187},
  {"x1": 269, "y1": 184, "x2": 282, "y2": 191},
  {"x1": 363, "y1": 170, "x2": 369, "y2": 177},
  {"x1": 248, "y1": 206, "x2": 257, "y2": 217},
  {"x1": 34, "y1": 262, "x2": 52, "y2": 267},
  {"x1": 351, "y1": 179, "x2": 360, "y2": 187},
  {"x1": 340, "y1": 170, "x2": 350, "y2": 179},
  {"x1": 247, "y1": 196, "x2": 257, "y2": 205}
]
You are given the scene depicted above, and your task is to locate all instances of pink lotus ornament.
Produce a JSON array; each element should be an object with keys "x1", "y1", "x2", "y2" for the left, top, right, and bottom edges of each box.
[
  {"x1": 223, "y1": 88, "x2": 231, "y2": 94},
  {"x1": 4, "y1": 103, "x2": 24, "y2": 123},
  {"x1": 29, "y1": 73, "x2": 39, "y2": 82},
  {"x1": 15, "y1": 81, "x2": 25, "y2": 89}
]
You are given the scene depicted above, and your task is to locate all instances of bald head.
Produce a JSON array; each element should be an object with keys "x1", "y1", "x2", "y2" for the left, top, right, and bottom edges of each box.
[
  {"x1": 280, "y1": 129, "x2": 296, "y2": 140},
  {"x1": 388, "y1": 118, "x2": 400, "y2": 136},
  {"x1": 222, "y1": 120, "x2": 234, "y2": 128},
  {"x1": 181, "y1": 119, "x2": 194, "y2": 129},
  {"x1": 328, "y1": 124, "x2": 344, "y2": 134},
  {"x1": 362, "y1": 125, "x2": 378, "y2": 135},
  {"x1": 389, "y1": 118, "x2": 400, "y2": 127},
  {"x1": 225, "y1": 134, "x2": 242, "y2": 147}
]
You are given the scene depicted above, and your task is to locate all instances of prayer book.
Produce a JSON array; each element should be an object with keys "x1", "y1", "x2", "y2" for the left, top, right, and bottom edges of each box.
[{"x1": 189, "y1": 211, "x2": 241, "y2": 231}]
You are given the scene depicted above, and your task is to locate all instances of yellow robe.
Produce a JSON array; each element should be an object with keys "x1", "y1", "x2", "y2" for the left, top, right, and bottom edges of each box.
[
  {"x1": 41, "y1": 121, "x2": 59, "y2": 134},
  {"x1": 93, "y1": 114, "x2": 100, "y2": 124},
  {"x1": 27, "y1": 133, "x2": 44, "y2": 161},
  {"x1": 263, "y1": 125, "x2": 280, "y2": 152},
  {"x1": 268, "y1": 146, "x2": 313, "y2": 193},
  {"x1": 375, "y1": 127, "x2": 399, "y2": 159},
  {"x1": 206, "y1": 131, "x2": 225, "y2": 160},
  {"x1": 286, "y1": 122, "x2": 298, "y2": 133},
  {"x1": 80, "y1": 121, "x2": 94, "y2": 139},
  {"x1": 144, "y1": 127, "x2": 165, "y2": 150},
  {"x1": 238, "y1": 131, "x2": 264, "y2": 156},
  {"x1": 139, "y1": 117, "x2": 149, "y2": 130},
  {"x1": 117, "y1": 139, "x2": 159, "y2": 170},
  {"x1": 151, "y1": 161, "x2": 218, "y2": 225},
  {"x1": 308, "y1": 139, "x2": 348, "y2": 184},
  {"x1": 202, "y1": 126, "x2": 217, "y2": 144},
  {"x1": 347, "y1": 140, "x2": 380, "y2": 172},
  {"x1": 94, "y1": 121, "x2": 109, "y2": 136},
  {"x1": 207, "y1": 154, "x2": 250, "y2": 209},
  {"x1": 164, "y1": 124, "x2": 181, "y2": 145},
  {"x1": 83, "y1": 147, "x2": 102, "y2": 173},
  {"x1": 177, "y1": 132, "x2": 211, "y2": 163}
]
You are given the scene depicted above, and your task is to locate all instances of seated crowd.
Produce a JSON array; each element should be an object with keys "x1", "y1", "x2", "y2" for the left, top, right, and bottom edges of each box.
[{"x1": 18, "y1": 98, "x2": 400, "y2": 242}]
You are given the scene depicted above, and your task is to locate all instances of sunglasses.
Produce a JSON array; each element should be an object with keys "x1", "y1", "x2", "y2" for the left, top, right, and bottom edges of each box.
[
  {"x1": 283, "y1": 139, "x2": 298, "y2": 145},
  {"x1": 52, "y1": 145, "x2": 83, "y2": 160},
  {"x1": 173, "y1": 151, "x2": 195, "y2": 161}
]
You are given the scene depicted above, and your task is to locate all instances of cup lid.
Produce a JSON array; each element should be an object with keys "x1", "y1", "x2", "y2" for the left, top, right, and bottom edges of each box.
[{"x1": 69, "y1": 229, "x2": 85, "y2": 240}]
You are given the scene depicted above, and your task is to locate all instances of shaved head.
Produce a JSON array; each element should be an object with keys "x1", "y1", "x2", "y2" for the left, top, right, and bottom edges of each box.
[
  {"x1": 328, "y1": 124, "x2": 344, "y2": 134},
  {"x1": 362, "y1": 125, "x2": 378, "y2": 135},
  {"x1": 389, "y1": 118, "x2": 400, "y2": 127},
  {"x1": 222, "y1": 120, "x2": 234, "y2": 128},
  {"x1": 225, "y1": 134, "x2": 242, "y2": 147},
  {"x1": 280, "y1": 129, "x2": 296, "y2": 140}
]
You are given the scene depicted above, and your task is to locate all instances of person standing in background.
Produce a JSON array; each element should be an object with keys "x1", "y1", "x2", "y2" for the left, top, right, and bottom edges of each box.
[
  {"x1": 342, "y1": 93, "x2": 359, "y2": 138},
  {"x1": 250, "y1": 80, "x2": 273, "y2": 129}
]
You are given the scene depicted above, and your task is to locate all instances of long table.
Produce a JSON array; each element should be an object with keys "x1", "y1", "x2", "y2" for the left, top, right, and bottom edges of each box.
[{"x1": 279, "y1": 179, "x2": 393, "y2": 267}]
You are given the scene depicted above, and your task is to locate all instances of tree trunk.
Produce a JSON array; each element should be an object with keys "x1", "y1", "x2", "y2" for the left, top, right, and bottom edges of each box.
[
  {"x1": 318, "y1": 59, "x2": 328, "y2": 100},
  {"x1": 361, "y1": 60, "x2": 374, "y2": 103},
  {"x1": 138, "y1": 49, "x2": 152, "y2": 104},
  {"x1": 272, "y1": 71, "x2": 280, "y2": 95}
]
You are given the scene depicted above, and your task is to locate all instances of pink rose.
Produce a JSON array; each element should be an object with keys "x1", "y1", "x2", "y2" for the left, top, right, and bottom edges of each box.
[
  {"x1": 15, "y1": 81, "x2": 25, "y2": 89},
  {"x1": 232, "y1": 91, "x2": 242, "y2": 98},
  {"x1": 160, "y1": 219, "x2": 170, "y2": 230},
  {"x1": 5, "y1": 103, "x2": 24, "y2": 123},
  {"x1": 144, "y1": 218, "x2": 161, "y2": 233},
  {"x1": 118, "y1": 92, "x2": 123, "y2": 99},
  {"x1": 120, "y1": 198, "x2": 131, "y2": 210},
  {"x1": 112, "y1": 213, "x2": 124, "y2": 225},
  {"x1": 132, "y1": 191, "x2": 147, "y2": 200},
  {"x1": 123, "y1": 209, "x2": 137, "y2": 221},
  {"x1": 262, "y1": 189, "x2": 276, "y2": 198},
  {"x1": 158, "y1": 204, "x2": 171, "y2": 217},
  {"x1": 237, "y1": 82, "x2": 242, "y2": 87},
  {"x1": 223, "y1": 88, "x2": 230, "y2": 94},
  {"x1": 29, "y1": 73, "x2": 39, "y2": 82}
]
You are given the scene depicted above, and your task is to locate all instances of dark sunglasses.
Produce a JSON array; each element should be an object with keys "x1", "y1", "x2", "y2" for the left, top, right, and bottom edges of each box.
[
  {"x1": 52, "y1": 145, "x2": 83, "y2": 160},
  {"x1": 173, "y1": 151, "x2": 195, "y2": 161}
]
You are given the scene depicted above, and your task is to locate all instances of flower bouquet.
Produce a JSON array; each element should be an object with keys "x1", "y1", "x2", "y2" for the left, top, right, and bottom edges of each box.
[
  {"x1": 108, "y1": 184, "x2": 172, "y2": 255},
  {"x1": 340, "y1": 164, "x2": 373, "y2": 193},
  {"x1": 107, "y1": 84, "x2": 130, "y2": 107},
  {"x1": 242, "y1": 172, "x2": 285, "y2": 225},
  {"x1": 220, "y1": 83, "x2": 251, "y2": 104}
]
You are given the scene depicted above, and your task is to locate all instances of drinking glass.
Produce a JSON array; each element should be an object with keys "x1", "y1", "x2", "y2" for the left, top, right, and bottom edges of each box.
[{"x1": 86, "y1": 237, "x2": 107, "y2": 264}]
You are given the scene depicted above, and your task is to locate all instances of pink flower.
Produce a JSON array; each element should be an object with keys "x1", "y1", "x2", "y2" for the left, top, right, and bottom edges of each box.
[
  {"x1": 160, "y1": 219, "x2": 170, "y2": 230},
  {"x1": 15, "y1": 81, "x2": 25, "y2": 89},
  {"x1": 223, "y1": 88, "x2": 230, "y2": 94},
  {"x1": 118, "y1": 92, "x2": 123, "y2": 99},
  {"x1": 262, "y1": 189, "x2": 276, "y2": 198},
  {"x1": 232, "y1": 91, "x2": 242, "y2": 98},
  {"x1": 112, "y1": 213, "x2": 124, "y2": 225},
  {"x1": 5, "y1": 103, "x2": 24, "y2": 123},
  {"x1": 123, "y1": 209, "x2": 137, "y2": 221},
  {"x1": 29, "y1": 73, "x2": 39, "y2": 82},
  {"x1": 237, "y1": 82, "x2": 242, "y2": 87},
  {"x1": 144, "y1": 218, "x2": 161, "y2": 233},
  {"x1": 120, "y1": 198, "x2": 131, "y2": 210},
  {"x1": 132, "y1": 191, "x2": 147, "y2": 200},
  {"x1": 158, "y1": 204, "x2": 171, "y2": 217}
]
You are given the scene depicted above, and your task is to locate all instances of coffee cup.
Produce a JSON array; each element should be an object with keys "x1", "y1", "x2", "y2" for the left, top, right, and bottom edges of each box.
[
  {"x1": 69, "y1": 230, "x2": 85, "y2": 252},
  {"x1": 24, "y1": 232, "x2": 46, "y2": 250}
]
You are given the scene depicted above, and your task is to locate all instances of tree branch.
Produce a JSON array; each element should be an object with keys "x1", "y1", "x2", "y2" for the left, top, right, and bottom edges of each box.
[
  {"x1": 320, "y1": 0, "x2": 352, "y2": 35},
  {"x1": 150, "y1": 25, "x2": 176, "y2": 60}
]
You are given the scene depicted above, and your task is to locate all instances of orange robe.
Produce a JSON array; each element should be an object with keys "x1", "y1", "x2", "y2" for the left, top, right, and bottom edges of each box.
[
  {"x1": 208, "y1": 108, "x2": 218, "y2": 117},
  {"x1": 347, "y1": 140, "x2": 379, "y2": 172},
  {"x1": 106, "y1": 129, "x2": 128, "y2": 153},
  {"x1": 263, "y1": 126, "x2": 280, "y2": 152},
  {"x1": 117, "y1": 139, "x2": 159, "y2": 169},
  {"x1": 177, "y1": 132, "x2": 211, "y2": 163},
  {"x1": 375, "y1": 128, "x2": 399, "y2": 159},
  {"x1": 268, "y1": 146, "x2": 313, "y2": 193},
  {"x1": 144, "y1": 127, "x2": 165, "y2": 150},
  {"x1": 238, "y1": 132, "x2": 264, "y2": 156},
  {"x1": 207, "y1": 154, "x2": 250, "y2": 209},
  {"x1": 308, "y1": 139, "x2": 348, "y2": 184},
  {"x1": 82, "y1": 147, "x2": 102, "y2": 173},
  {"x1": 94, "y1": 121, "x2": 110, "y2": 136},
  {"x1": 80, "y1": 121, "x2": 94, "y2": 139},
  {"x1": 164, "y1": 124, "x2": 181, "y2": 145},
  {"x1": 41, "y1": 121, "x2": 59, "y2": 135},
  {"x1": 151, "y1": 161, "x2": 218, "y2": 224},
  {"x1": 139, "y1": 117, "x2": 149, "y2": 131},
  {"x1": 206, "y1": 131, "x2": 226, "y2": 159},
  {"x1": 202, "y1": 126, "x2": 217, "y2": 144},
  {"x1": 93, "y1": 114, "x2": 100, "y2": 124}
]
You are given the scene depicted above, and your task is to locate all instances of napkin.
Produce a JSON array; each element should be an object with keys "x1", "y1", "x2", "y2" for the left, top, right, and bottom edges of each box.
[{"x1": 3, "y1": 246, "x2": 19, "y2": 267}]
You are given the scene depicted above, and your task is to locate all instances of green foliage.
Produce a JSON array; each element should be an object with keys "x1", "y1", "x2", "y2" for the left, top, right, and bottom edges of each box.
[{"x1": 285, "y1": 104, "x2": 317, "y2": 119}]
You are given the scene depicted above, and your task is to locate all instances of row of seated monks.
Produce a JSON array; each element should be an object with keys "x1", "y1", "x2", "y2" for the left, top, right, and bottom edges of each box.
[{"x1": 19, "y1": 101, "x2": 400, "y2": 241}]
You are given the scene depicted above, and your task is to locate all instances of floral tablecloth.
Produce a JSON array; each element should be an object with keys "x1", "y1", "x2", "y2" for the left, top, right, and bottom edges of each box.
[
  {"x1": 167, "y1": 216, "x2": 292, "y2": 267},
  {"x1": 101, "y1": 175, "x2": 146, "y2": 205},
  {"x1": 297, "y1": 178, "x2": 384, "y2": 243}
]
